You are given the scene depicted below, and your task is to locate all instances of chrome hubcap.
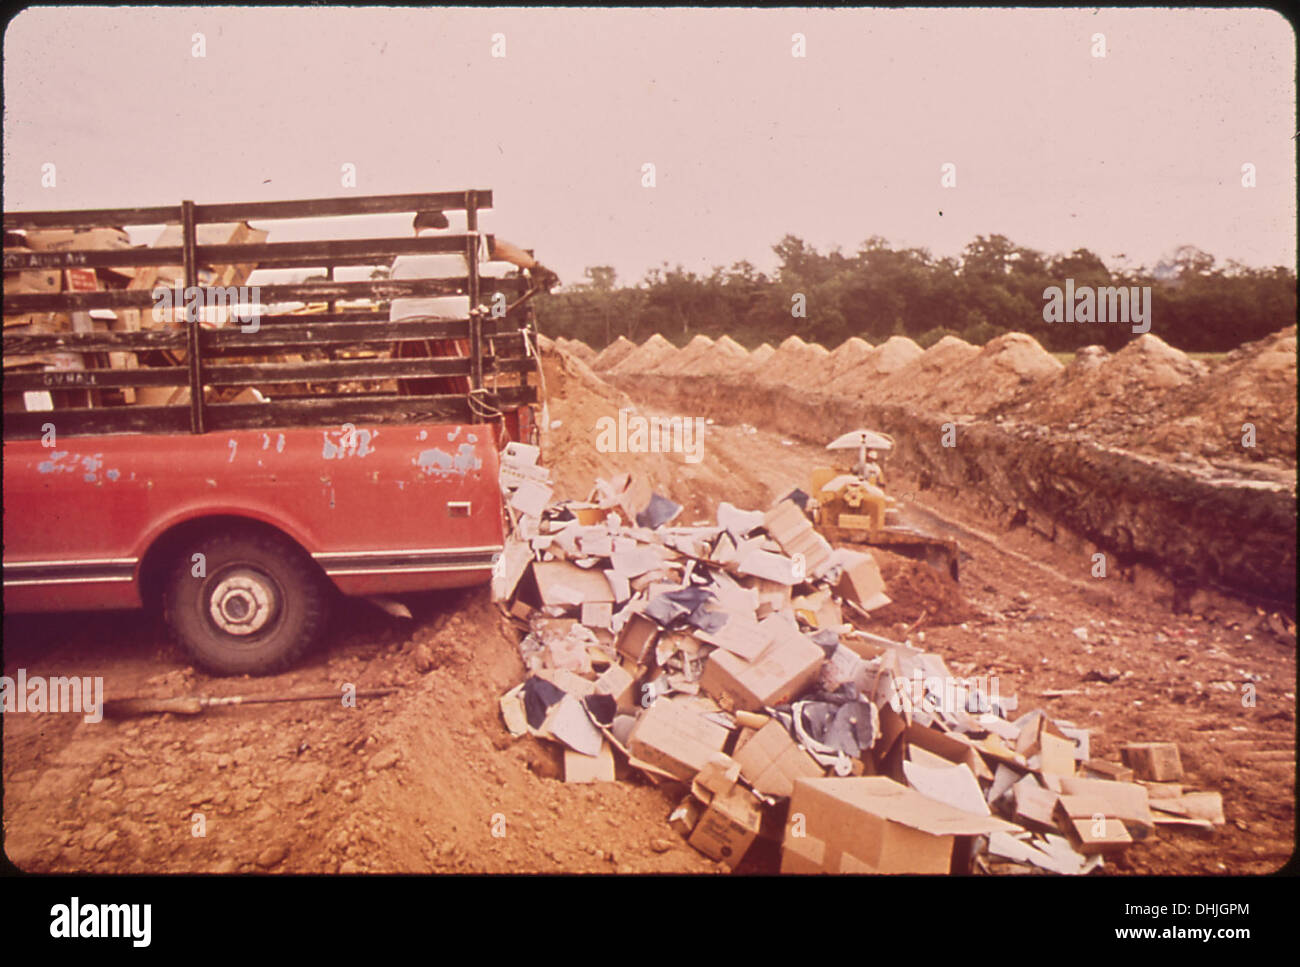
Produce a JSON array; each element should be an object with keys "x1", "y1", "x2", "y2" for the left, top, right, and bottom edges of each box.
[{"x1": 209, "y1": 569, "x2": 276, "y2": 635}]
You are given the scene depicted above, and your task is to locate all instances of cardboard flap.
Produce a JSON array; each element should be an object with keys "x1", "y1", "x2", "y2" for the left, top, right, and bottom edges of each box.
[{"x1": 792, "y1": 777, "x2": 1017, "y2": 837}]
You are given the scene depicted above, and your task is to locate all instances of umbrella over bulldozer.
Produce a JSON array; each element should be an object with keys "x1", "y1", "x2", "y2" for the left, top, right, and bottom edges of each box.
[{"x1": 809, "y1": 429, "x2": 962, "y2": 581}]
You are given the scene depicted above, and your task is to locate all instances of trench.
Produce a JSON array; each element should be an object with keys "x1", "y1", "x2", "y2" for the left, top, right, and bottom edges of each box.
[{"x1": 608, "y1": 372, "x2": 1298, "y2": 613}]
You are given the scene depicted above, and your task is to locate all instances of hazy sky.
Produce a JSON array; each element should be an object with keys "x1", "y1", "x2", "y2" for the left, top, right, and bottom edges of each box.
[{"x1": 4, "y1": 7, "x2": 1295, "y2": 287}]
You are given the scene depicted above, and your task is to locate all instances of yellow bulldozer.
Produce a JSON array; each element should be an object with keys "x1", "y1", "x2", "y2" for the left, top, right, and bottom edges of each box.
[{"x1": 808, "y1": 429, "x2": 961, "y2": 581}]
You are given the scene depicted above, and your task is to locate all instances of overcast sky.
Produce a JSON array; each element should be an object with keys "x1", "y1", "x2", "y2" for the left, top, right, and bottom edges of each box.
[{"x1": 4, "y1": 7, "x2": 1295, "y2": 287}]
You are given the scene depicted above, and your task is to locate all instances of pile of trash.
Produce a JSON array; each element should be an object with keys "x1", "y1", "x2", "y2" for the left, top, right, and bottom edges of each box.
[{"x1": 491, "y1": 444, "x2": 1225, "y2": 873}]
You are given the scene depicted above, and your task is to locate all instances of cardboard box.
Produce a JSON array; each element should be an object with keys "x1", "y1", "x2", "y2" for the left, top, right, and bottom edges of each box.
[
  {"x1": 668, "y1": 796, "x2": 703, "y2": 838},
  {"x1": 1012, "y1": 775, "x2": 1060, "y2": 830},
  {"x1": 627, "y1": 697, "x2": 730, "y2": 782},
  {"x1": 738, "y1": 575, "x2": 793, "y2": 616},
  {"x1": 1182, "y1": 791, "x2": 1225, "y2": 825},
  {"x1": 699, "y1": 616, "x2": 824, "y2": 712},
  {"x1": 834, "y1": 550, "x2": 891, "y2": 611},
  {"x1": 1082, "y1": 759, "x2": 1135, "y2": 783},
  {"x1": 564, "y1": 742, "x2": 616, "y2": 783},
  {"x1": 581, "y1": 600, "x2": 614, "y2": 629},
  {"x1": 735, "y1": 545, "x2": 801, "y2": 586},
  {"x1": 615, "y1": 612, "x2": 659, "y2": 664},
  {"x1": 781, "y1": 776, "x2": 1017, "y2": 874},
  {"x1": 902, "y1": 759, "x2": 990, "y2": 816},
  {"x1": 1055, "y1": 796, "x2": 1133, "y2": 853},
  {"x1": 545, "y1": 694, "x2": 604, "y2": 756},
  {"x1": 533, "y1": 561, "x2": 615, "y2": 609},
  {"x1": 763, "y1": 499, "x2": 811, "y2": 546},
  {"x1": 1016, "y1": 713, "x2": 1076, "y2": 777},
  {"x1": 792, "y1": 588, "x2": 843, "y2": 631},
  {"x1": 695, "y1": 611, "x2": 769, "y2": 661},
  {"x1": 24, "y1": 227, "x2": 133, "y2": 253},
  {"x1": 3, "y1": 247, "x2": 64, "y2": 332},
  {"x1": 734, "y1": 720, "x2": 824, "y2": 797},
  {"x1": 688, "y1": 786, "x2": 762, "y2": 867},
  {"x1": 694, "y1": 752, "x2": 741, "y2": 797},
  {"x1": 592, "y1": 662, "x2": 637, "y2": 712},
  {"x1": 1121, "y1": 742, "x2": 1185, "y2": 782},
  {"x1": 763, "y1": 499, "x2": 833, "y2": 575},
  {"x1": 904, "y1": 723, "x2": 994, "y2": 781},
  {"x1": 1059, "y1": 775, "x2": 1153, "y2": 837}
]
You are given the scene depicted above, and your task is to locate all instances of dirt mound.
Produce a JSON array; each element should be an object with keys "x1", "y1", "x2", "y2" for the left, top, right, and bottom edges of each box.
[
  {"x1": 754, "y1": 335, "x2": 830, "y2": 385},
  {"x1": 590, "y1": 335, "x2": 636, "y2": 371},
  {"x1": 678, "y1": 334, "x2": 749, "y2": 376},
  {"x1": 652, "y1": 333, "x2": 714, "y2": 375},
  {"x1": 556, "y1": 338, "x2": 596, "y2": 363},
  {"x1": 538, "y1": 341, "x2": 803, "y2": 518},
  {"x1": 1003, "y1": 333, "x2": 1205, "y2": 434},
  {"x1": 828, "y1": 336, "x2": 874, "y2": 374},
  {"x1": 827, "y1": 335, "x2": 923, "y2": 397},
  {"x1": 918, "y1": 332, "x2": 1062, "y2": 417},
  {"x1": 537, "y1": 342, "x2": 636, "y2": 497},
  {"x1": 867, "y1": 550, "x2": 980, "y2": 627},
  {"x1": 871, "y1": 335, "x2": 923, "y2": 374},
  {"x1": 786, "y1": 337, "x2": 869, "y2": 389},
  {"x1": 1139, "y1": 326, "x2": 1297, "y2": 463},
  {"x1": 740, "y1": 343, "x2": 776, "y2": 372},
  {"x1": 607, "y1": 333, "x2": 678, "y2": 376},
  {"x1": 863, "y1": 335, "x2": 979, "y2": 408}
]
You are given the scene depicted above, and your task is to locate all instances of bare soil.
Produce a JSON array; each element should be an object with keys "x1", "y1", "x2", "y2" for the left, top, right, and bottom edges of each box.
[{"x1": 3, "y1": 339, "x2": 1294, "y2": 875}]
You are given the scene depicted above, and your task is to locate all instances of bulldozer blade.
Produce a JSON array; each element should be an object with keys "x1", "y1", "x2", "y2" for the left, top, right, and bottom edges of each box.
[
  {"x1": 822, "y1": 524, "x2": 961, "y2": 582},
  {"x1": 886, "y1": 539, "x2": 960, "y2": 582}
]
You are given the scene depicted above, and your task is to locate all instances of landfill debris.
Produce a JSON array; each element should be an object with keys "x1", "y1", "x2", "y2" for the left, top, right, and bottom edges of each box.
[
  {"x1": 1121, "y1": 742, "x2": 1185, "y2": 782},
  {"x1": 489, "y1": 458, "x2": 1229, "y2": 874}
]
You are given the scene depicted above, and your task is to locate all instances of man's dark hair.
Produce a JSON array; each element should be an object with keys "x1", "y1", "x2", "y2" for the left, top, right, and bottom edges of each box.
[{"x1": 413, "y1": 209, "x2": 450, "y2": 231}]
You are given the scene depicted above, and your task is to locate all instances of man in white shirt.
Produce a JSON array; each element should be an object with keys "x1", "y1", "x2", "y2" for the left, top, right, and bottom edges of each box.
[
  {"x1": 388, "y1": 210, "x2": 556, "y2": 395},
  {"x1": 389, "y1": 209, "x2": 555, "y2": 321}
]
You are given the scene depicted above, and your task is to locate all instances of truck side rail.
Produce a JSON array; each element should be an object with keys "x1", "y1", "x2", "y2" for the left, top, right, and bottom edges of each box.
[{"x1": 3, "y1": 190, "x2": 540, "y2": 439}]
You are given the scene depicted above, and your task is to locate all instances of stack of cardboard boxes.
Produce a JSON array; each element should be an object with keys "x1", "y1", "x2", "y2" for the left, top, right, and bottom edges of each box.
[
  {"x1": 4, "y1": 222, "x2": 269, "y2": 410},
  {"x1": 491, "y1": 449, "x2": 1226, "y2": 874}
]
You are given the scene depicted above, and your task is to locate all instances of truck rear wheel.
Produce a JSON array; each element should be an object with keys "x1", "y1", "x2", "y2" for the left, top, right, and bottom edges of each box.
[{"x1": 163, "y1": 528, "x2": 328, "y2": 676}]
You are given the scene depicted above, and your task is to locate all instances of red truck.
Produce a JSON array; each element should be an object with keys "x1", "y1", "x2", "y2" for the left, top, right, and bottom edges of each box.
[{"x1": 4, "y1": 190, "x2": 543, "y2": 675}]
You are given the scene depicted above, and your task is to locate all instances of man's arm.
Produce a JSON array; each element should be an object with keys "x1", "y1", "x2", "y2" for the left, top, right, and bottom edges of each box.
[
  {"x1": 489, "y1": 237, "x2": 538, "y2": 270},
  {"x1": 489, "y1": 237, "x2": 559, "y2": 291}
]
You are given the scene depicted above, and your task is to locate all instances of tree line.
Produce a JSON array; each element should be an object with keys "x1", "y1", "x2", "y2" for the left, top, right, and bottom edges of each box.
[{"x1": 536, "y1": 234, "x2": 1295, "y2": 353}]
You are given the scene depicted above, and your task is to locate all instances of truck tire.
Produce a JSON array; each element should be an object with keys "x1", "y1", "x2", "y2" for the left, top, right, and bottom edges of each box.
[{"x1": 163, "y1": 528, "x2": 328, "y2": 676}]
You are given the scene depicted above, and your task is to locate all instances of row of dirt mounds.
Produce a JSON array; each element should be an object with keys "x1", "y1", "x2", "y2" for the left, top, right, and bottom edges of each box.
[
  {"x1": 576, "y1": 327, "x2": 1295, "y2": 605},
  {"x1": 649, "y1": 333, "x2": 714, "y2": 374},
  {"x1": 608, "y1": 333, "x2": 678, "y2": 376},
  {"x1": 532, "y1": 337, "x2": 802, "y2": 520},
  {"x1": 584, "y1": 327, "x2": 1296, "y2": 469},
  {"x1": 678, "y1": 334, "x2": 747, "y2": 376}
]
